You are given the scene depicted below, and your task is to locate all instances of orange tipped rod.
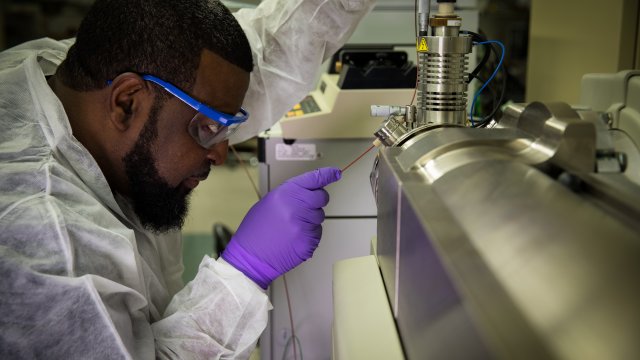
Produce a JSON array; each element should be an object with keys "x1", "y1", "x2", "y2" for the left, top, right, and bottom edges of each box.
[{"x1": 341, "y1": 140, "x2": 382, "y2": 173}]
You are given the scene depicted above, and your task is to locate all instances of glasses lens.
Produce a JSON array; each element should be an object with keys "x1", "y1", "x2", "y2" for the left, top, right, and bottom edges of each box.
[{"x1": 188, "y1": 112, "x2": 241, "y2": 148}]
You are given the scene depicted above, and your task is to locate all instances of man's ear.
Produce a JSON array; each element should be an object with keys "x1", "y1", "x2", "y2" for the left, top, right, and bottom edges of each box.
[{"x1": 107, "y1": 72, "x2": 151, "y2": 132}]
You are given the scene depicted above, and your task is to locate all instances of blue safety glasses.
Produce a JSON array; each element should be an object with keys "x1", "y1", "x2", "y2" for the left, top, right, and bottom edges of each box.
[
  {"x1": 141, "y1": 74, "x2": 249, "y2": 148},
  {"x1": 109, "y1": 74, "x2": 249, "y2": 148}
]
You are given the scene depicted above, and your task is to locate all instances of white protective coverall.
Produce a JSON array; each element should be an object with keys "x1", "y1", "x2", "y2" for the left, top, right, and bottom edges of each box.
[{"x1": 0, "y1": 0, "x2": 374, "y2": 358}]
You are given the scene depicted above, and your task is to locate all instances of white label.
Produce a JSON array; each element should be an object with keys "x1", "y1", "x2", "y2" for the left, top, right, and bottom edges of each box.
[
  {"x1": 275, "y1": 143, "x2": 317, "y2": 161},
  {"x1": 447, "y1": 20, "x2": 462, "y2": 26}
]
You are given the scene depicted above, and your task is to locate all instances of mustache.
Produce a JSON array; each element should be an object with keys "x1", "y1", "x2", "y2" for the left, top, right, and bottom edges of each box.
[{"x1": 192, "y1": 165, "x2": 211, "y2": 180}]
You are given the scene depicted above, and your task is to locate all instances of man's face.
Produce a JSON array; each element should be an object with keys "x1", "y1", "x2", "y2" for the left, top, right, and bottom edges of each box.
[{"x1": 123, "y1": 50, "x2": 250, "y2": 232}]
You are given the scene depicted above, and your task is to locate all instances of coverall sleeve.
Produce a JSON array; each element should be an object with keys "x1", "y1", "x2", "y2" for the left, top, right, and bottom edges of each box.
[
  {"x1": 229, "y1": 0, "x2": 375, "y2": 144},
  {"x1": 152, "y1": 257, "x2": 270, "y2": 359}
]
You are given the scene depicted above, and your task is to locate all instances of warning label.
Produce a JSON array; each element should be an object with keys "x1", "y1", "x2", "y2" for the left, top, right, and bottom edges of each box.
[{"x1": 417, "y1": 38, "x2": 428, "y2": 52}]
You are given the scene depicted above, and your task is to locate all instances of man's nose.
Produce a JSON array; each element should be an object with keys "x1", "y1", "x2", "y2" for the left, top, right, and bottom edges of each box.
[{"x1": 206, "y1": 141, "x2": 229, "y2": 165}]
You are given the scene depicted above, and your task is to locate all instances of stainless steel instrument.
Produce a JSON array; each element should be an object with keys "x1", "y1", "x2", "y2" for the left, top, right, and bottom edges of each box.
[{"x1": 369, "y1": 100, "x2": 640, "y2": 359}]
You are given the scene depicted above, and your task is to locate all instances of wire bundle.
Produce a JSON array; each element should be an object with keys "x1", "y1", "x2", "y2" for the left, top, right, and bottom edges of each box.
[{"x1": 463, "y1": 31, "x2": 507, "y2": 127}]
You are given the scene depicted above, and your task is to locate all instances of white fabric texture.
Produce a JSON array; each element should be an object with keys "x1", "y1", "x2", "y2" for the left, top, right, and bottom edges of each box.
[
  {"x1": 0, "y1": 0, "x2": 373, "y2": 359},
  {"x1": 231, "y1": 0, "x2": 375, "y2": 144}
]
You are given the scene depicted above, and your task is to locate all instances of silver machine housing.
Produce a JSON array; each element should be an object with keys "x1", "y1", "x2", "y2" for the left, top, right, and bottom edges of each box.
[{"x1": 370, "y1": 101, "x2": 640, "y2": 359}]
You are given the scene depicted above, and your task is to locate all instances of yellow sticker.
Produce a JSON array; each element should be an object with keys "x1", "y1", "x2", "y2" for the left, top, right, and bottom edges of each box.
[{"x1": 418, "y1": 38, "x2": 428, "y2": 52}]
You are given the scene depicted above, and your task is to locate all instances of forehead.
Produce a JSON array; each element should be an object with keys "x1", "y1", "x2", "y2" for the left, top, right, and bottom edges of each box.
[{"x1": 192, "y1": 50, "x2": 250, "y2": 112}]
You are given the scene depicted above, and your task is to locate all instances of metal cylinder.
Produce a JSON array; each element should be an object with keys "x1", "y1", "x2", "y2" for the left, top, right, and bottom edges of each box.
[
  {"x1": 370, "y1": 105, "x2": 406, "y2": 118},
  {"x1": 418, "y1": 0, "x2": 430, "y2": 34},
  {"x1": 374, "y1": 115, "x2": 409, "y2": 147},
  {"x1": 416, "y1": 34, "x2": 472, "y2": 126},
  {"x1": 416, "y1": 10, "x2": 472, "y2": 127}
]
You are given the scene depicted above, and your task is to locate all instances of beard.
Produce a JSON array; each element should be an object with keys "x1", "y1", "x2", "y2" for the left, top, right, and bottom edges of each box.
[{"x1": 122, "y1": 101, "x2": 192, "y2": 233}]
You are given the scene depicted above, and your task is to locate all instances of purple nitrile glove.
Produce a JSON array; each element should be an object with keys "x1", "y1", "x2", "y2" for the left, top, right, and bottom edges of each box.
[{"x1": 221, "y1": 167, "x2": 342, "y2": 289}]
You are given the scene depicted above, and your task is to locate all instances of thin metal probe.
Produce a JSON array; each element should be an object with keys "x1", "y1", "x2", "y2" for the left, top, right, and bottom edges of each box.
[{"x1": 341, "y1": 140, "x2": 381, "y2": 173}]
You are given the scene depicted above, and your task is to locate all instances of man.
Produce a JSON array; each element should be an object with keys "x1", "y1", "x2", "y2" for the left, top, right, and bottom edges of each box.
[{"x1": 0, "y1": 0, "x2": 374, "y2": 358}]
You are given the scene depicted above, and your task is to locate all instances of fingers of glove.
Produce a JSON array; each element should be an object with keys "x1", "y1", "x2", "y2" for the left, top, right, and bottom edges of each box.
[
  {"x1": 287, "y1": 187, "x2": 330, "y2": 209},
  {"x1": 293, "y1": 227, "x2": 323, "y2": 260},
  {"x1": 287, "y1": 167, "x2": 342, "y2": 190},
  {"x1": 295, "y1": 207, "x2": 326, "y2": 226}
]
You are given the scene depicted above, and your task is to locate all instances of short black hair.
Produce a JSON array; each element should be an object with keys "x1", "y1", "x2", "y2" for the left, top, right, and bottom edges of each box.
[{"x1": 58, "y1": 0, "x2": 253, "y2": 92}]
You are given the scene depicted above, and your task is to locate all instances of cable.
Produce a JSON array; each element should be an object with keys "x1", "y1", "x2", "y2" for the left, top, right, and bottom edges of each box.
[
  {"x1": 230, "y1": 144, "x2": 302, "y2": 360},
  {"x1": 230, "y1": 145, "x2": 261, "y2": 199},
  {"x1": 471, "y1": 74, "x2": 498, "y2": 117},
  {"x1": 460, "y1": 31, "x2": 507, "y2": 127},
  {"x1": 282, "y1": 333, "x2": 303, "y2": 360},
  {"x1": 472, "y1": 41, "x2": 508, "y2": 128},
  {"x1": 473, "y1": 68, "x2": 507, "y2": 127},
  {"x1": 282, "y1": 275, "x2": 302, "y2": 360},
  {"x1": 461, "y1": 31, "x2": 490, "y2": 84},
  {"x1": 469, "y1": 40, "x2": 505, "y2": 126}
]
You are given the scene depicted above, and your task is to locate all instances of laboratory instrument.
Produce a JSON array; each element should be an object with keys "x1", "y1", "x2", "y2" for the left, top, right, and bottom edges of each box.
[{"x1": 332, "y1": 1, "x2": 640, "y2": 359}]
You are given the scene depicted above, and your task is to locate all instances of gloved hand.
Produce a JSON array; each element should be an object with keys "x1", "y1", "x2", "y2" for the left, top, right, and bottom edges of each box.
[{"x1": 222, "y1": 167, "x2": 342, "y2": 289}]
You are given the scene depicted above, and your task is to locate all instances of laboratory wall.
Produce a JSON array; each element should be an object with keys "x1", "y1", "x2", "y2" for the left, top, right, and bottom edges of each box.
[{"x1": 526, "y1": 0, "x2": 640, "y2": 104}]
